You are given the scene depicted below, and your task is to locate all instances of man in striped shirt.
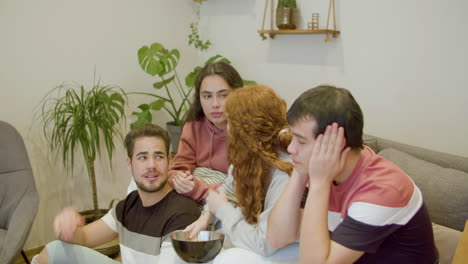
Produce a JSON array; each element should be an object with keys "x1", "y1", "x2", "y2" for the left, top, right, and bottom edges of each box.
[
  {"x1": 33, "y1": 124, "x2": 200, "y2": 264},
  {"x1": 268, "y1": 85, "x2": 438, "y2": 264}
]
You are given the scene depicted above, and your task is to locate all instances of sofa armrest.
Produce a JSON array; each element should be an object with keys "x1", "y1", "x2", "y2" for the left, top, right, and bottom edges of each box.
[{"x1": 453, "y1": 220, "x2": 468, "y2": 264}]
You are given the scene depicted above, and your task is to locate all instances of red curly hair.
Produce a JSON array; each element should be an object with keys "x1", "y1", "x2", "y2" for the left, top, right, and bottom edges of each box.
[{"x1": 225, "y1": 85, "x2": 293, "y2": 224}]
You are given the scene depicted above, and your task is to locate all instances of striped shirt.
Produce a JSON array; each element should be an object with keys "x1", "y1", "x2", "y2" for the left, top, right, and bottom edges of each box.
[
  {"x1": 328, "y1": 146, "x2": 438, "y2": 263},
  {"x1": 102, "y1": 190, "x2": 201, "y2": 264}
]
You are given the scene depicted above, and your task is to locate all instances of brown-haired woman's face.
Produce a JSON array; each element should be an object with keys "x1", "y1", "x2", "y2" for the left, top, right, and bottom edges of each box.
[{"x1": 200, "y1": 75, "x2": 232, "y2": 129}]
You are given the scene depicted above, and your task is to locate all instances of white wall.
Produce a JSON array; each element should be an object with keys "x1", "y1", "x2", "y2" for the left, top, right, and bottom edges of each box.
[
  {"x1": 200, "y1": 0, "x2": 468, "y2": 157},
  {"x1": 1, "y1": 0, "x2": 467, "y2": 252},
  {"x1": 0, "y1": 0, "x2": 198, "y2": 248}
]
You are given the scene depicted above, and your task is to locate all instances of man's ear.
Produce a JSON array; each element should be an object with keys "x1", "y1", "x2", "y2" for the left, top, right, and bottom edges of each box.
[{"x1": 126, "y1": 157, "x2": 132, "y2": 171}]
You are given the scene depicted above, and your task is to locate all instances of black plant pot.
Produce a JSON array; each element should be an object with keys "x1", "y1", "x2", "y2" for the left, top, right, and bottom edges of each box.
[{"x1": 166, "y1": 122, "x2": 182, "y2": 154}]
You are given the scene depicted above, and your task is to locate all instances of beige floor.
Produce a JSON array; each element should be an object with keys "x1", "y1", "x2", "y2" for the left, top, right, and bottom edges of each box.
[{"x1": 14, "y1": 240, "x2": 121, "y2": 264}]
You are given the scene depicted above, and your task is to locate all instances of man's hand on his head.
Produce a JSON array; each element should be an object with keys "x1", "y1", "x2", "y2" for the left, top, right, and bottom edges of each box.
[{"x1": 308, "y1": 123, "x2": 350, "y2": 186}]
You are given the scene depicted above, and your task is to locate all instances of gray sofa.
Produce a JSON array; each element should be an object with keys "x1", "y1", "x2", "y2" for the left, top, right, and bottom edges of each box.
[
  {"x1": 0, "y1": 120, "x2": 39, "y2": 264},
  {"x1": 363, "y1": 134, "x2": 468, "y2": 264}
]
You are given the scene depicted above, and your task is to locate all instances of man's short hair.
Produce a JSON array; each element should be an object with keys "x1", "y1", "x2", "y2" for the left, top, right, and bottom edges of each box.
[
  {"x1": 124, "y1": 124, "x2": 171, "y2": 158},
  {"x1": 287, "y1": 85, "x2": 364, "y2": 149}
]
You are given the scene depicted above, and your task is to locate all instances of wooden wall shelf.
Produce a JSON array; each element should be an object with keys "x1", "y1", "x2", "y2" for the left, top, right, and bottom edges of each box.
[{"x1": 257, "y1": 29, "x2": 340, "y2": 40}]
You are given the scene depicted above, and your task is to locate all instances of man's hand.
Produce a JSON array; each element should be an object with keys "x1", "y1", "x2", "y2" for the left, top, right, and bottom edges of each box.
[
  {"x1": 172, "y1": 171, "x2": 195, "y2": 194},
  {"x1": 308, "y1": 123, "x2": 350, "y2": 185},
  {"x1": 183, "y1": 211, "x2": 212, "y2": 239},
  {"x1": 206, "y1": 187, "x2": 228, "y2": 214},
  {"x1": 53, "y1": 207, "x2": 85, "y2": 242}
]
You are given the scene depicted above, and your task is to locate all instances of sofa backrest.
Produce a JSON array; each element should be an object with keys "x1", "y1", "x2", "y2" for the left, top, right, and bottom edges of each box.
[
  {"x1": 364, "y1": 134, "x2": 468, "y2": 231},
  {"x1": 363, "y1": 134, "x2": 468, "y2": 174}
]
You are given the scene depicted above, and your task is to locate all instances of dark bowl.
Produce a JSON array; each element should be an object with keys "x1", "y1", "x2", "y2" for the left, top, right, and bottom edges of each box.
[{"x1": 171, "y1": 230, "x2": 224, "y2": 263}]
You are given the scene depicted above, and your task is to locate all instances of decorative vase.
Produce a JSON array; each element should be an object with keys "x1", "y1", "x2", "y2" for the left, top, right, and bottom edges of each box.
[
  {"x1": 276, "y1": 8, "x2": 299, "y2": 29},
  {"x1": 166, "y1": 122, "x2": 182, "y2": 154}
]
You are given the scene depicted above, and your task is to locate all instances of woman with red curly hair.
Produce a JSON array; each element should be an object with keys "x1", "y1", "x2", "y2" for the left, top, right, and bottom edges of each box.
[{"x1": 184, "y1": 85, "x2": 300, "y2": 263}]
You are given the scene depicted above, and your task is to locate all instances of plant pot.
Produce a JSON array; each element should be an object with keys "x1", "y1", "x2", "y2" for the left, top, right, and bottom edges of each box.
[
  {"x1": 166, "y1": 122, "x2": 182, "y2": 154},
  {"x1": 276, "y1": 8, "x2": 299, "y2": 29}
]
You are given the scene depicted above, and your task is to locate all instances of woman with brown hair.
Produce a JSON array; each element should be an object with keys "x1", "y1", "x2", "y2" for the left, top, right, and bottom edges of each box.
[
  {"x1": 128, "y1": 62, "x2": 243, "y2": 202},
  {"x1": 185, "y1": 85, "x2": 300, "y2": 263}
]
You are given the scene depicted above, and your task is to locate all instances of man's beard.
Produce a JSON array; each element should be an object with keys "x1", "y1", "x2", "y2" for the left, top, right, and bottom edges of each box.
[{"x1": 135, "y1": 177, "x2": 168, "y2": 193}]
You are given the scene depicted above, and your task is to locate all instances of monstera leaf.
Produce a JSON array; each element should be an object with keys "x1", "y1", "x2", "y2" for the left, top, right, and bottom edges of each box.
[{"x1": 138, "y1": 43, "x2": 180, "y2": 77}]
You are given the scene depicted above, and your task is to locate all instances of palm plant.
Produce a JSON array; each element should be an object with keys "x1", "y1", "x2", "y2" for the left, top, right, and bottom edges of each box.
[{"x1": 40, "y1": 81, "x2": 127, "y2": 214}]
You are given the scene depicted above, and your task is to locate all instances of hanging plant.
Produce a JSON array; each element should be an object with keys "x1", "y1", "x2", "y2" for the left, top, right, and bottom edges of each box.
[{"x1": 188, "y1": 0, "x2": 211, "y2": 51}]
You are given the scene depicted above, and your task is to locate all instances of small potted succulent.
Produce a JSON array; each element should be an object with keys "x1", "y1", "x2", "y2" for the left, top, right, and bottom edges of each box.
[{"x1": 276, "y1": 0, "x2": 299, "y2": 29}]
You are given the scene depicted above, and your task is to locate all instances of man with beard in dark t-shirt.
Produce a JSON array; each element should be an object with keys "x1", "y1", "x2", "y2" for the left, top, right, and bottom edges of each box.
[{"x1": 33, "y1": 124, "x2": 201, "y2": 264}]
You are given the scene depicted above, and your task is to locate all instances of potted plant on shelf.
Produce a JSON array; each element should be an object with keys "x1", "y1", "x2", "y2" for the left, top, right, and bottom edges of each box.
[
  {"x1": 276, "y1": 0, "x2": 299, "y2": 29},
  {"x1": 131, "y1": 42, "x2": 255, "y2": 153},
  {"x1": 40, "y1": 80, "x2": 127, "y2": 220}
]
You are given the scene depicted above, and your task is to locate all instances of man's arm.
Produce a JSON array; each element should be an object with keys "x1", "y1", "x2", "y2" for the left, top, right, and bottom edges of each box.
[
  {"x1": 79, "y1": 219, "x2": 119, "y2": 248},
  {"x1": 267, "y1": 169, "x2": 306, "y2": 248},
  {"x1": 301, "y1": 182, "x2": 364, "y2": 264},
  {"x1": 300, "y1": 124, "x2": 363, "y2": 264},
  {"x1": 54, "y1": 207, "x2": 118, "y2": 248}
]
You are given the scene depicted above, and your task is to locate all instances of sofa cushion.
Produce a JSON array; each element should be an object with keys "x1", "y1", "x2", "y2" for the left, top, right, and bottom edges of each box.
[
  {"x1": 378, "y1": 148, "x2": 468, "y2": 231},
  {"x1": 432, "y1": 222, "x2": 462, "y2": 264}
]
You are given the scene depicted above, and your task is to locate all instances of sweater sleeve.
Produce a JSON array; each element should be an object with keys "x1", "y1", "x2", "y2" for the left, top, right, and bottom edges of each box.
[
  {"x1": 214, "y1": 168, "x2": 290, "y2": 256},
  {"x1": 180, "y1": 177, "x2": 210, "y2": 202},
  {"x1": 168, "y1": 122, "x2": 197, "y2": 185}
]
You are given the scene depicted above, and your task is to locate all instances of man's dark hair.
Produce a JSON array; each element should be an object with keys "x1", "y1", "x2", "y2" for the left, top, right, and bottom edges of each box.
[
  {"x1": 124, "y1": 124, "x2": 171, "y2": 158},
  {"x1": 287, "y1": 85, "x2": 364, "y2": 149},
  {"x1": 185, "y1": 62, "x2": 244, "y2": 122}
]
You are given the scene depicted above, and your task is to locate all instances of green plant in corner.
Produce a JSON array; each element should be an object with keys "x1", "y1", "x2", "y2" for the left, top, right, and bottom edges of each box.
[{"x1": 39, "y1": 80, "x2": 127, "y2": 215}]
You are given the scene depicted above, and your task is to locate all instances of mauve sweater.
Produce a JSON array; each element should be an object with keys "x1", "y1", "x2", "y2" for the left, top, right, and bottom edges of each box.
[{"x1": 168, "y1": 117, "x2": 229, "y2": 201}]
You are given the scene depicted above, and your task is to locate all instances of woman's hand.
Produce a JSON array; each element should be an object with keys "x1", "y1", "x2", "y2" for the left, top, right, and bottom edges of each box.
[
  {"x1": 184, "y1": 211, "x2": 212, "y2": 239},
  {"x1": 206, "y1": 187, "x2": 228, "y2": 214},
  {"x1": 172, "y1": 171, "x2": 195, "y2": 194}
]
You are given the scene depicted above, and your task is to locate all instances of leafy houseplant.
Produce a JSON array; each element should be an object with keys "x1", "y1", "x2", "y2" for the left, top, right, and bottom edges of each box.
[
  {"x1": 276, "y1": 0, "x2": 299, "y2": 29},
  {"x1": 40, "y1": 81, "x2": 127, "y2": 215},
  {"x1": 189, "y1": 0, "x2": 211, "y2": 51}
]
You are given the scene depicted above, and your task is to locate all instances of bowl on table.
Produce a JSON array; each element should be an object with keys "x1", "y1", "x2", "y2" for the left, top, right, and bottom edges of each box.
[{"x1": 171, "y1": 230, "x2": 224, "y2": 263}]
